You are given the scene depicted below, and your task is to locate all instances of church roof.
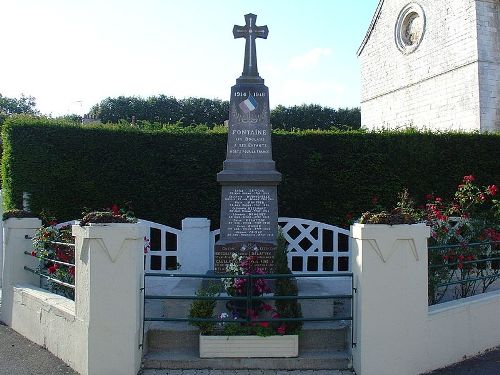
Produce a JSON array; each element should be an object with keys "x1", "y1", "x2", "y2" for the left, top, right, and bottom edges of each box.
[{"x1": 357, "y1": 0, "x2": 385, "y2": 56}]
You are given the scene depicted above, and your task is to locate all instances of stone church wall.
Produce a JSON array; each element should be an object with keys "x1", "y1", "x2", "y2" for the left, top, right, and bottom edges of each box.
[
  {"x1": 477, "y1": 0, "x2": 500, "y2": 132},
  {"x1": 359, "y1": 0, "x2": 487, "y2": 131}
]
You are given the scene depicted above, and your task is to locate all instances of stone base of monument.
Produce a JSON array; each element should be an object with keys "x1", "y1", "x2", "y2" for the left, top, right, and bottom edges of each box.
[
  {"x1": 214, "y1": 242, "x2": 276, "y2": 274},
  {"x1": 143, "y1": 275, "x2": 351, "y2": 370}
]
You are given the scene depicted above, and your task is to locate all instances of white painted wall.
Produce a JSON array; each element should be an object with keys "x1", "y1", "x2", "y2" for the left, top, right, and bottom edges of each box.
[
  {"x1": 351, "y1": 223, "x2": 500, "y2": 375},
  {"x1": 1, "y1": 218, "x2": 146, "y2": 375},
  {"x1": 359, "y1": 0, "x2": 499, "y2": 132}
]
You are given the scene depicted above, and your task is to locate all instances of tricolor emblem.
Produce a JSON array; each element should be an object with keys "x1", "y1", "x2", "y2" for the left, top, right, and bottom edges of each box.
[{"x1": 239, "y1": 95, "x2": 258, "y2": 113}]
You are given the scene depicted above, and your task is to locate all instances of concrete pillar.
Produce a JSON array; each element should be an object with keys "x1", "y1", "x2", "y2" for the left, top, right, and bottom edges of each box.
[
  {"x1": 72, "y1": 223, "x2": 146, "y2": 375},
  {"x1": 351, "y1": 223, "x2": 430, "y2": 375},
  {"x1": 1, "y1": 217, "x2": 42, "y2": 325},
  {"x1": 180, "y1": 218, "x2": 211, "y2": 273}
]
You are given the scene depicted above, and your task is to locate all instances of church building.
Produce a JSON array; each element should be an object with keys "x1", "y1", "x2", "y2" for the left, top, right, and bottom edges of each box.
[{"x1": 358, "y1": 0, "x2": 499, "y2": 132}]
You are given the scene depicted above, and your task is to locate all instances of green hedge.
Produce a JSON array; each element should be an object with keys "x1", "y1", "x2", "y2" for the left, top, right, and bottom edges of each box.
[{"x1": 2, "y1": 117, "x2": 499, "y2": 228}]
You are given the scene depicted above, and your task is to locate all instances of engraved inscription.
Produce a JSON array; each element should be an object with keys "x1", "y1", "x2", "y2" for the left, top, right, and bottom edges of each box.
[
  {"x1": 224, "y1": 188, "x2": 273, "y2": 239},
  {"x1": 214, "y1": 243, "x2": 276, "y2": 274}
]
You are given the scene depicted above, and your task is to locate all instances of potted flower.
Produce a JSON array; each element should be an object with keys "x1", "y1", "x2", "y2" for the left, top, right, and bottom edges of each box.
[{"x1": 189, "y1": 235, "x2": 302, "y2": 358}]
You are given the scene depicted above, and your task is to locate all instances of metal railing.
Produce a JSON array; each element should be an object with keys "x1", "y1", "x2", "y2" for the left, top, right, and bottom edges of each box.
[
  {"x1": 428, "y1": 240, "x2": 500, "y2": 305},
  {"x1": 142, "y1": 272, "x2": 355, "y2": 348},
  {"x1": 24, "y1": 240, "x2": 76, "y2": 293}
]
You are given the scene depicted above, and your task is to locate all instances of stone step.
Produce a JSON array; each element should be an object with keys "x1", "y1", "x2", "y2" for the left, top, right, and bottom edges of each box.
[
  {"x1": 142, "y1": 348, "x2": 351, "y2": 370},
  {"x1": 146, "y1": 324, "x2": 350, "y2": 352}
]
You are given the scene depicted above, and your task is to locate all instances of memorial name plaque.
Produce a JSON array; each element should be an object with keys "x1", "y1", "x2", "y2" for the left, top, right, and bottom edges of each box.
[{"x1": 215, "y1": 13, "x2": 281, "y2": 274}]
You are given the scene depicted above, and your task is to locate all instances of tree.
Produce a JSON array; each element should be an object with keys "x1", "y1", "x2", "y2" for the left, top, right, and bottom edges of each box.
[{"x1": 0, "y1": 93, "x2": 38, "y2": 115}]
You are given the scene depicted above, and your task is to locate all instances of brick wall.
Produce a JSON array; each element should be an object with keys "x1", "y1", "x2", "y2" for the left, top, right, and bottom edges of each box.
[{"x1": 358, "y1": 0, "x2": 496, "y2": 131}]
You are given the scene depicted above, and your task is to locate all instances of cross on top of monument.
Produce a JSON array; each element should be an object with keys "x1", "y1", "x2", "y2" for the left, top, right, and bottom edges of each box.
[{"x1": 233, "y1": 13, "x2": 268, "y2": 79}]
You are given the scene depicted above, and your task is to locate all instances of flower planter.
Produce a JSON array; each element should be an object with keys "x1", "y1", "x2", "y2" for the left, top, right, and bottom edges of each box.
[{"x1": 199, "y1": 334, "x2": 298, "y2": 358}]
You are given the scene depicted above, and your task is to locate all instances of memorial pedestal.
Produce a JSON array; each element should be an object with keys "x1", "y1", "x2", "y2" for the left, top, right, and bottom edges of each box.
[{"x1": 215, "y1": 15, "x2": 281, "y2": 274}]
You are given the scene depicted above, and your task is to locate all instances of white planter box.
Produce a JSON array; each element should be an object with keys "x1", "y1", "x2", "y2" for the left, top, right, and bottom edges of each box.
[{"x1": 199, "y1": 335, "x2": 299, "y2": 358}]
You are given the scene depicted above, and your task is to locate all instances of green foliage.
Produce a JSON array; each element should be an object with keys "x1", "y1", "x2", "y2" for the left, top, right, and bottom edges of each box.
[
  {"x1": 188, "y1": 282, "x2": 220, "y2": 335},
  {"x1": 0, "y1": 93, "x2": 38, "y2": 116},
  {"x1": 2, "y1": 209, "x2": 37, "y2": 220},
  {"x1": 79, "y1": 211, "x2": 137, "y2": 226},
  {"x1": 271, "y1": 104, "x2": 361, "y2": 131},
  {"x1": 358, "y1": 189, "x2": 420, "y2": 224},
  {"x1": 273, "y1": 231, "x2": 303, "y2": 334},
  {"x1": 89, "y1": 95, "x2": 361, "y2": 130},
  {"x1": 2, "y1": 117, "x2": 499, "y2": 230},
  {"x1": 90, "y1": 95, "x2": 229, "y2": 126}
]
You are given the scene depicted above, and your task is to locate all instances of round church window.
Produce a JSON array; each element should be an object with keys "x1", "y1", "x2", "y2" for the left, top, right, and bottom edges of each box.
[{"x1": 395, "y1": 3, "x2": 426, "y2": 54}]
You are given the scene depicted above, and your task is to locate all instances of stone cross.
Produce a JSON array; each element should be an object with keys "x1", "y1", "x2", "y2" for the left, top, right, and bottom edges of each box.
[{"x1": 233, "y1": 13, "x2": 268, "y2": 78}]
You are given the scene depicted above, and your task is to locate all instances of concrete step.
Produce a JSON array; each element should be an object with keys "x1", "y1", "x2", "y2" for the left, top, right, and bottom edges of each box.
[{"x1": 142, "y1": 348, "x2": 351, "y2": 370}]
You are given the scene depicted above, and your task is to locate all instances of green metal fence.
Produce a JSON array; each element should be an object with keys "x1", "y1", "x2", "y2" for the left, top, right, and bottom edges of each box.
[
  {"x1": 428, "y1": 240, "x2": 500, "y2": 305},
  {"x1": 142, "y1": 272, "x2": 355, "y2": 347}
]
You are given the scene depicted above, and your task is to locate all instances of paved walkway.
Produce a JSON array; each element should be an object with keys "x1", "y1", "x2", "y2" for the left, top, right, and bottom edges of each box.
[{"x1": 140, "y1": 371, "x2": 351, "y2": 374}]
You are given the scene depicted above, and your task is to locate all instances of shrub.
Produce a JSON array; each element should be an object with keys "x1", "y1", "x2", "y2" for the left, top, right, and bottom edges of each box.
[
  {"x1": 2, "y1": 117, "x2": 499, "y2": 229},
  {"x1": 273, "y1": 231, "x2": 303, "y2": 334}
]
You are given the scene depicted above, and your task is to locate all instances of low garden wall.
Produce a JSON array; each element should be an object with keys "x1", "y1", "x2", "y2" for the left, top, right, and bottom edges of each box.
[
  {"x1": 1, "y1": 218, "x2": 146, "y2": 375},
  {"x1": 425, "y1": 290, "x2": 500, "y2": 371},
  {"x1": 8, "y1": 285, "x2": 85, "y2": 371},
  {"x1": 351, "y1": 223, "x2": 500, "y2": 375}
]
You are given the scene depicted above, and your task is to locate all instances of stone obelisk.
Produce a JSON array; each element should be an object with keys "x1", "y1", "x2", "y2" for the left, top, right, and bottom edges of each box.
[{"x1": 214, "y1": 13, "x2": 281, "y2": 273}]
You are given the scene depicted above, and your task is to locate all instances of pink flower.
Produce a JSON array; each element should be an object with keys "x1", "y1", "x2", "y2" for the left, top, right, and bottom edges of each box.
[
  {"x1": 478, "y1": 193, "x2": 486, "y2": 202},
  {"x1": 425, "y1": 194, "x2": 434, "y2": 200},
  {"x1": 262, "y1": 303, "x2": 273, "y2": 312},
  {"x1": 487, "y1": 185, "x2": 497, "y2": 196},
  {"x1": 463, "y1": 175, "x2": 475, "y2": 183},
  {"x1": 435, "y1": 197, "x2": 442, "y2": 203},
  {"x1": 277, "y1": 324, "x2": 286, "y2": 335}
]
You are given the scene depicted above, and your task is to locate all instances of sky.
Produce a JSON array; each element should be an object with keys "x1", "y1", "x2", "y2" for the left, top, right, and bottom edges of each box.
[{"x1": 0, "y1": 0, "x2": 379, "y2": 116}]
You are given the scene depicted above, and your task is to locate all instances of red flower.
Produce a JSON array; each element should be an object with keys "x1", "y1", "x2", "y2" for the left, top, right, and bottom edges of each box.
[
  {"x1": 262, "y1": 303, "x2": 273, "y2": 312},
  {"x1": 31, "y1": 251, "x2": 37, "y2": 257},
  {"x1": 487, "y1": 185, "x2": 497, "y2": 196},
  {"x1": 435, "y1": 197, "x2": 442, "y2": 203},
  {"x1": 48, "y1": 264, "x2": 58, "y2": 274},
  {"x1": 463, "y1": 175, "x2": 475, "y2": 183},
  {"x1": 277, "y1": 324, "x2": 286, "y2": 335},
  {"x1": 69, "y1": 266, "x2": 75, "y2": 277},
  {"x1": 425, "y1": 194, "x2": 434, "y2": 200},
  {"x1": 259, "y1": 322, "x2": 269, "y2": 328},
  {"x1": 111, "y1": 204, "x2": 120, "y2": 216},
  {"x1": 49, "y1": 220, "x2": 58, "y2": 226},
  {"x1": 478, "y1": 193, "x2": 486, "y2": 202}
]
